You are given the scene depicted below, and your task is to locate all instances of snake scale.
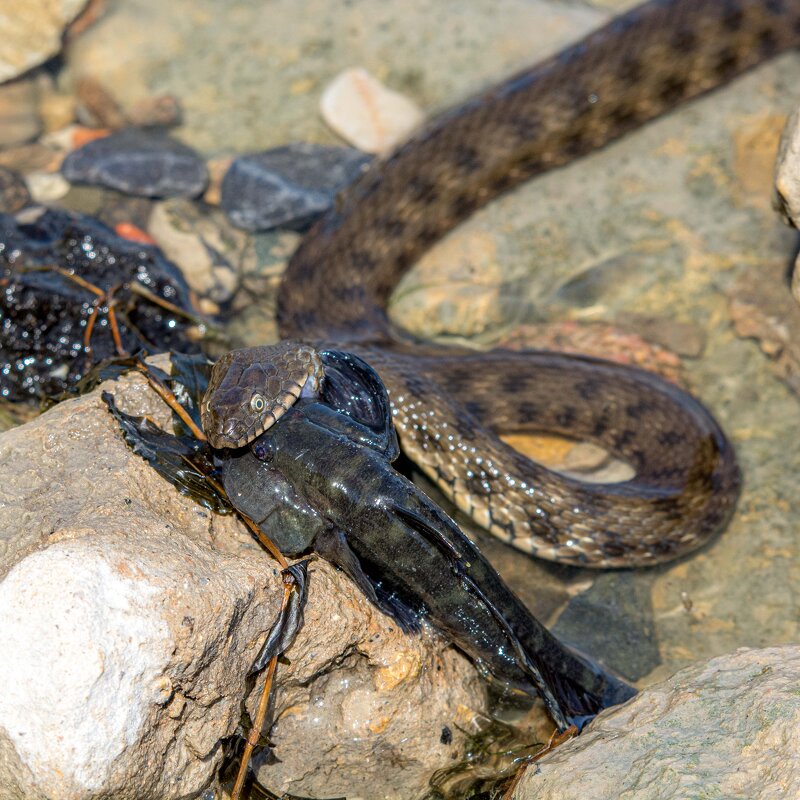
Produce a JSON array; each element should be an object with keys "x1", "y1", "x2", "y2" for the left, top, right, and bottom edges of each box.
[{"x1": 205, "y1": 0, "x2": 800, "y2": 568}]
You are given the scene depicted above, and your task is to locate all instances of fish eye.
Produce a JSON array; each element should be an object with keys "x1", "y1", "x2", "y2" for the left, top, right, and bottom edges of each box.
[{"x1": 250, "y1": 394, "x2": 266, "y2": 413}]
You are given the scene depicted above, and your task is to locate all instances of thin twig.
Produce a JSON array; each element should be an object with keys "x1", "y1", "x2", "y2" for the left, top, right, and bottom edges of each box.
[
  {"x1": 501, "y1": 725, "x2": 578, "y2": 799},
  {"x1": 231, "y1": 577, "x2": 293, "y2": 800},
  {"x1": 237, "y1": 513, "x2": 289, "y2": 570},
  {"x1": 134, "y1": 362, "x2": 206, "y2": 441}
]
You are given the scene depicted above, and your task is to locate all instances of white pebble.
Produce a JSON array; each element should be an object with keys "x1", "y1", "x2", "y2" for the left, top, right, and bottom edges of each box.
[
  {"x1": 26, "y1": 171, "x2": 70, "y2": 202},
  {"x1": 320, "y1": 67, "x2": 423, "y2": 154}
]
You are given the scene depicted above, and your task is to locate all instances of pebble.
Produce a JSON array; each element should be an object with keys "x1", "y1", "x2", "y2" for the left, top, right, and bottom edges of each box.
[
  {"x1": 61, "y1": 128, "x2": 209, "y2": 198},
  {"x1": 0, "y1": 78, "x2": 42, "y2": 147},
  {"x1": 25, "y1": 171, "x2": 71, "y2": 203},
  {"x1": 320, "y1": 67, "x2": 424, "y2": 154},
  {"x1": 0, "y1": 167, "x2": 31, "y2": 213},
  {"x1": 221, "y1": 142, "x2": 371, "y2": 231}
]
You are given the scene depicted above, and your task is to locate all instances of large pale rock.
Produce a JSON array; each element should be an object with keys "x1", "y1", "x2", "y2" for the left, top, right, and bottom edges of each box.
[
  {"x1": 0, "y1": 0, "x2": 89, "y2": 83},
  {"x1": 512, "y1": 646, "x2": 800, "y2": 800},
  {"x1": 0, "y1": 362, "x2": 488, "y2": 799}
]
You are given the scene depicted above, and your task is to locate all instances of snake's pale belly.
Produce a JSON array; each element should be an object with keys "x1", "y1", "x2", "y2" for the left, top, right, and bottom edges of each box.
[{"x1": 237, "y1": 0, "x2": 800, "y2": 567}]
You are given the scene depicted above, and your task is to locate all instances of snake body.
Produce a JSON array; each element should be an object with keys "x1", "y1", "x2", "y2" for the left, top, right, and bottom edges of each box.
[{"x1": 207, "y1": 0, "x2": 800, "y2": 567}]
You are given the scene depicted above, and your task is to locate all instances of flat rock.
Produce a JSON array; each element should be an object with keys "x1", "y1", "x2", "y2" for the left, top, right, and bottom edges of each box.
[
  {"x1": 0, "y1": 0, "x2": 88, "y2": 83},
  {"x1": 551, "y1": 571, "x2": 660, "y2": 681},
  {"x1": 220, "y1": 143, "x2": 370, "y2": 231},
  {"x1": 320, "y1": 67, "x2": 424, "y2": 154},
  {"x1": 511, "y1": 646, "x2": 800, "y2": 800},
  {"x1": 0, "y1": 362, "x2": 488, "y2": 799},
  {"x1": 61, "y1": 128, "x2": 208, "y2": 198}
]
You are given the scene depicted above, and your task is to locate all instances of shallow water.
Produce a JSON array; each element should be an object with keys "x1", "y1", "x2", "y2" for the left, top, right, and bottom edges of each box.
[{"x1": 17, "y1": 0, "x2": 800, "y2": 795}]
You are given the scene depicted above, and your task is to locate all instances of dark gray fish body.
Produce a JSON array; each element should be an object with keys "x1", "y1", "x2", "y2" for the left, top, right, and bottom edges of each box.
[{"x1": 217, "y1": 352, "x2": 635, "y2": 729}]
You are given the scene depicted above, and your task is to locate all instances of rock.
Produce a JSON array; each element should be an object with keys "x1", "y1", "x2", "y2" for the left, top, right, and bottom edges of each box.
[
  {"x1": 0, "y1": 0, "x2": 89, "y2": 83},
  {"x1": 25, "y1": 171, "x2": 71, "y2": 203},
  {"x1": 511, "y1": 646, "x2": 800, "y2": 800},
  {"x1": 0, "y1": 77, "x2": 42, "y2": 146},
  {"x1": 61, "y1": 128, "x2": 208, "y2": 198},
  {"x1": 496, "y1": 320, "x2": 687, "y2": 386},
  {"x1": 774, "y1": 105, "x2": 800, "y2": 227},
  {"x1": 614, "y1": 311, "x2": 706, "y2": 358},
  {"x1": 320, "y1": 67, "x2": 424, "y2": 154},
  {"x1": 551, "y1": 571, "x2": 660, "y2": 681},
  {"x1": 729, "y1": 255, "x2": 800, "y2": 397},
  {"x1": 148, "y1": 197, "x2": 254, "y2": 305},
  {"x1": 0, "y1": 167, "x2": 31, "y2": 213},
  {"x1": 0, "y1": 362, "x2": 488, "y2": 799},
  {"x1": 220, "y1": 143, "x2": 370, "y2": 232}
]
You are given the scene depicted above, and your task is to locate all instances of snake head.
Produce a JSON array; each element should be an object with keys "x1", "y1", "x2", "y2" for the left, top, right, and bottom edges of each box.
[{"x1": 201, "y1": 341, "x2": 323, "y2": 448}]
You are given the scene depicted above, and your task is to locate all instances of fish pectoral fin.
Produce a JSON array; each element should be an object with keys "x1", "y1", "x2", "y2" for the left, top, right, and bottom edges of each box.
[
  {"x1": 313, "y1": 525, "x2": 419, "y2": 633},
  {"x1": 392, "y1": 504, "x2": 465, "y2": 564},
  {"x1": 318, "y1": 349, "x2": 400, "y2": 460}
]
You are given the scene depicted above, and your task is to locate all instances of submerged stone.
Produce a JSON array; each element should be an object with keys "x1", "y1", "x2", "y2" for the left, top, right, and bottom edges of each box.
[
  {"x1": 61, "y1": 128, "x2": 208, "y2": 198},
  {"x1": 220, "y1": 142, "x2": 371, "y2": 231}
]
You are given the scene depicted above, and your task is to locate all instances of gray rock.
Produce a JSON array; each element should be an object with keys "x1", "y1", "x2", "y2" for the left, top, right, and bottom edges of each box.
[
  {"x1": 220, "y1": 143, "x2": 371, "y2": 231},
  {"x1": 551, "y1": 571, "x2": 660, "y2": 681},
  {"x1": 511, "y1": 646, "x2": 800, "y2": 800},
  {"x1": 61, "y1": 129, "x2": 208, "y2": 198},
  {"x1": 0, "y1": 359, "x2": 488, "y2": 800}
]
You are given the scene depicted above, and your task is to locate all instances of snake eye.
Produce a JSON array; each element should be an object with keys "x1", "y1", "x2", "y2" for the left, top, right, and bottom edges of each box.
[{"x1": 250, "y1": 394, "x2": 266, "y2": 413}]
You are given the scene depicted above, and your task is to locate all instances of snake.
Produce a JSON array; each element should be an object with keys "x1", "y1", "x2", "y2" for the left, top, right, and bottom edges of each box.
[{"x1": 202, "y1": 0, "x2": 800, "y2": 569}]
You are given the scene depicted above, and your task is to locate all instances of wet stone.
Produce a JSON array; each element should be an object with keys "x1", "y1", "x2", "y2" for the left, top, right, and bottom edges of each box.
[
  {"x1": 220, "y1": 142, "x2": 371, "y2": 232},
  {"x1": 551, "y1": 571, "x2": 660, "y2": 682},
  {"x1": 0, "y1": 168, "x2": 31, "y2": 214},
  {"x1": 61, "y1": 128, "x2": 209, "y2": 198}
]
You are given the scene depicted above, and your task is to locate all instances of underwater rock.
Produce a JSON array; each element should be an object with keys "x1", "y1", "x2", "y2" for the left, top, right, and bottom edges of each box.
[
  {"x1": 148, "y1": 197, "x2": 251, "y2": 309},
  {"x1": 511, "y1": 645, "x2": 800, "y2": 800},
  {"x1": 729, "y1": 255, "x2": 800, "y2": 397},
  {"x1": 220, "y1": 143, "x2": 371, "y2": 232},
  {"x1": 0, "y1": 363, "x2": 488, "y2": 799},
  {"x1": 61, "y1": 128, "x2": 208, "y2": 198},
  {"x1": 320, "y1": 67, "x2": 424, "y2": 154}
]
